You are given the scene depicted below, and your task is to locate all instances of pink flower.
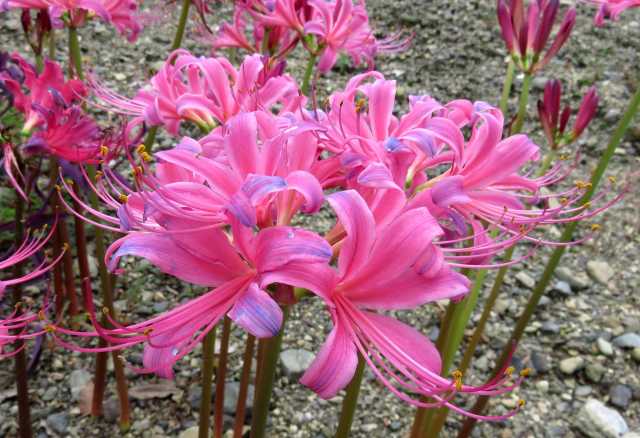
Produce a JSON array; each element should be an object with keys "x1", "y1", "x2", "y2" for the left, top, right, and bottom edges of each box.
[
  {"x1": 584, "y1": 0, "x2": 640, "y2": 25},
  {"x1": 1, "y1": 0, "x2": 142, "y2": 42},
  {"x1": 538, "y1": 80, "x2": 598, "y2": 148},
  {"x1": 63, "y1": 217, "x2": 332, "y2": 378},
  {"x1": 1, "y1": 56, "x2": 85, "y2": 133},
  {"x1": 497, "y1": 0, "x2": 576, "y2": 73},
  {"x1": 297, "y1": 190, "x2": 523, "y2": 420},
  {"x1": 92, "y1": 51, "x2": 300, "y2": 136}
]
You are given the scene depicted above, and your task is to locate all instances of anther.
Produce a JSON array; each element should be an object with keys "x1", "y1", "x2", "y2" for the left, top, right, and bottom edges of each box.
[
  {"x1": 143, "y1": 327, "x2": 154, "y2": 336},
  {"x1": 63, "y1": 243, "x2": 70, "y2": 251},
  {"x1": 504, "y1": 366, "x2": 515, "y2": 376},
  {"x1": 44, "y1": 324, "x2": 56, "y2": 333},
  {"x1": 519, "y1": 368, "x2": 531, "y2": 377},
  {"x1": 141, "y1": 152, "x2": 152, "y2": 162},
  {"x1": 518, "y1": 399, "x2": 526, "y2": 408},
  {"x1": 119, "y1": 194, "x2": 128, "y2": 203},
  {"x1": 38, "y1": 310, "x2": 46, "y2": 320},
  {"x1": 100, "y1": 145, "x2": 109, "y2": 156},
  {"x1": 136, "y1": 144, "x2": 146, "y2": 154},
  {"x1": 608, "y1": 176, "x2": 616, "y2": 184},
  {"x1": 55, "y1": 185, "x2": 62, "y2": 192},
  {"x1": 102, "y1": 307, "x2": 110, "y2": 315},
  {"x1": 591, "y1": 223, "x2": 601, "y2": 232}
]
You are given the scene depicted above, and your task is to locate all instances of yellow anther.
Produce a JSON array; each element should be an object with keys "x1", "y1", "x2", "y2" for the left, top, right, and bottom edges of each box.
[
  {"x1": 100, "y1": 145, "x2": 109, "y2": 156},
  {"x1": 119, "y1": 194, "x2": 129, "y2": 203},
  {"x1": 136, "y1": 144, "x2": 146, "y2": 154},
  {"x1": 608, "y1": 176, "x2": 616, "y2": 184},
  {"x1": 143, "y1": 328, "x2": 154, "y2": 336},
  {"x1": 44, "y1": 324, "x2": 56, "y2": 333},
  {"x1": 575, "y1": 180, "x2": 592, "y2": 190},
  {"x1": 451, "y1": 370, "x2": 464, "y2": 391},
  {"x1": 591, "y1": 223, "x2": 601, "y2": 232},
  {"x1": 141, "y1": 152, "x2": 153, "y2": 162},
  {"x1": 504, "y1": 366, "x2": 515, "y2": 376},
  {"x1": 63, "y1": 243, "x2": 70, "y2": 251},
  {"x1": 102, "y1": 307, "x2": 110, "y2": 315},
  {"x1": 38, "y1": 310, "x2": 46, "y2": 320},
  {"x1": 355, "y1": 97, "x2": 367, "y2": 113},
  {"x1": 518, "y1": 399, "x2": 526, "y2": 408},
  {"x1": 520, "y1": 368, "x2": 531, "y2": 377},
  {"x1": 559, "y1": 154, "x2": 569, "y2": 161},
  {"x1": 55, "y1": 184, "x2": 62, "y2": 192},
  {"x1": 583, "y1": 201, "x2": 591, "y2": 209},
  {"x1": 560, "y1": 197, "x2": 569, "y2": 205},
  {"x1": 135, "y1": 166, "x2": 144, "y2": 175},
  {"x1": 95, "y1": 170, "x2": 104, "y2": 179},
  {"x1": 65, "y1": 178, "x2": 74, "y2": 186}
]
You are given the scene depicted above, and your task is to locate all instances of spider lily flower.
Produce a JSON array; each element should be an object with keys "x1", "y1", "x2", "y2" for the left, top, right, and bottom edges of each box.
[
  {"x1": 1, "y1": 0, "x2": 142, "y2": 42},
  {"x1": 49, "y1": 217, "x2": 332, "y2": 378},
  {"x1": 583, "y1": 0, "x2": 640, "y2": 25},
  {"x1": 91, "y1": 51, "x2": 300, "y2": 136},
  {"x1": 23, "y1": 105, "x2": 101, "y2": 163},
  {"x1": 0, "y1": 56, "x2": 85, "y2": 134},
  {"x1": 298, "y1": 190, "x2": 526, "y2": 419},
  {"x1": 2, "y1": 143, "x2": 28, "y2": 201},
  {"x1": 497, "y1": 0, "x2": 576, "y2": 73},
  {"x1": 538, "y1": 80, "x2": 598, "y2": 149}
]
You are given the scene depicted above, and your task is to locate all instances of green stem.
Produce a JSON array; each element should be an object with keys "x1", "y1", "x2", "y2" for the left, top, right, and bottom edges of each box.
[
  {"x1": 410, "y1": 301, "x2": 459, "y2": 437},
  {"x1": 35, "y1": 52, "x2": 44, "y2": 73},
  {"x1": 538, "y1": 149, "x2": 557, "y2": 177},
  {"x1": 458, "y1": 78, "x2": 640, "y2": 438},
  {"x1": 250, "y1": 306, "x2": 290, "y2": 438},
  {"x1": 171, "y1": 0, "x2": 191, "y2": 51},
  {"x1": 301, "y1": 52, "x2": 318, "y2": 96},
  {"x1": 48, "y1": 29, "x2": 56, "y2": 60},
  {"x1": 68, "y1": 26, "x2": 84, "y2": 80},
  {"x1": 499, "y1": 59, "x2": 515, "y2": 115},
  {"x1": 334, "y1": 355, "x2": 366, "y2": 438},
  {"x1": 199, "y1": 327, "x2": 217, "y2": 438},
  {"x1": 512, "y1": 73, "x2": 532, "y2": 134},
  {"x1": 233, "y1": 334, "x2": 256, "y2": 438}
]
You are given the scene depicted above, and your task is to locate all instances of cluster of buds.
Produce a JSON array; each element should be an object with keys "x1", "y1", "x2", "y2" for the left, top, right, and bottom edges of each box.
[
  {"x1": 538, "y1": 79, "x2": 599, "y2": 149},
  {"x1": 497, "y1": 0, "x2": 576, "y2": 73}
]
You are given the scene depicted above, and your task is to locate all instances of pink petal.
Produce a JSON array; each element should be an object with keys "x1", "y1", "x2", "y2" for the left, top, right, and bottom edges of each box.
[
  {"x1": 431, "y1": 176, "x2": 473, "y2": 207},
  {"x1": 228, "y1": 283, "x2": 283, "y2": 338},
  {"x1": 255, "y1": 227, "x2": 332, "y2": 273},
  {"x1": 225, "y1": 112, "x2": 258, "y2": 179}
]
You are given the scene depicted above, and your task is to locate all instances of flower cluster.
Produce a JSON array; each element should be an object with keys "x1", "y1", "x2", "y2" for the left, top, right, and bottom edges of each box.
[{"x1": 584, "y1": 0, "x2": 640, "y2": 25}]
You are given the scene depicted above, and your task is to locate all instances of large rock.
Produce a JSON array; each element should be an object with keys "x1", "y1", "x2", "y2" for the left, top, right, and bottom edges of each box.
[
  {"x1": 46, "y1": 412, "x2": 69, "y2": 435},
  {"x1": 280, "y1": 349, "x2": 315, "y2": 378},
  {"x1": 613, "y1": 333, "x2": 640, "y2": 349},
  {"x1": 609, "y1": 385, "x2": 633, "y2": 410},
  {"x1": 597, "y1": 337, "x2": 614, "y2": 356},
  {"x1": 69, "y1": 369, "x2": 92, "y2": 401},
  {"x1": 576, "y1": 399, "x2": 628, "y2": 438}
]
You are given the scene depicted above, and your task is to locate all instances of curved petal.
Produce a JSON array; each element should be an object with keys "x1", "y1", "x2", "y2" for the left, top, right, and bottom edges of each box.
[
  {"x1": 228, "y1": 283, "x2": 283, "y2": 338},
  {"x1": 225, "y1": 111, "x2": 258, "y2": 178},
  {"x1": 255, "y1": 226, "x2": 332, "y2": 273},
  {"x1": 300, "y1": 314, "x2": 358, "y2": 398},
  {"x1": 284, "y1": 170, "x2": 324, "y2": 213}
]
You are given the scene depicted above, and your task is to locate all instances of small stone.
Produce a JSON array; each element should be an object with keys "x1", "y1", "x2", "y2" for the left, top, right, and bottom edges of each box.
[
  {"x1": 585, "y1": 363, "x2": 606, "y2": 383},
  {"x1": 114, "y1": 72, "x2": 126, "y2": 81},
  {"x1": 179, "y1": 426, "x2": 199, "y2": 438},
  {"x1": 223, "y1": 381, "x2": 254, "y2": 418},
  {"x1": 575, "y1": 385, "x2": 593, "y2": 397},
  {"x1": 587, "y1": 260, "x2": 615, "y2": 285},
  {"x1": 555, "y1": 267, "x2": 591, "y2": 290},
  {"x1": 552, "y1": 281, "x2": 572, "y2": 296},
  {"x1": 280, "y1": 349, "x2": 315, "y2": 378},
  {"x1": 536, "y1": 380, "x2": 549, "y2": 392},
  {"x1": 42, "y1": 387, "x2": 57, "y2": 402},
  {"x1": 559, "y1": 356, "x2": 584, "y2": 375},
  {"x1": 133, "y1": 419, "x2": 151, "y2": 431},
  {"x1": 103, "y1": 397, "x2": 120, "y2": 422},
  {"x1": 361, "y1": 423, "x2": 377, "y2": 432},
  {"x1": 532, "y1": 76, "x2": 548, "y2": 91},
  {"x1": 632, "y1": 348, "x2": 640, "y2": 362},
  {"x1": 597, "y1": 338, "x2": 614, "y2": 356},
  {"x1": 604, "y1": 108, "x2": 622, "y2": 122},
  {"x1": 622, "y1": 432, "x2": 640, "y2": 438},
  {"x1": 69, "y1": 369, "x2": 92, "y2": 401},
  {"x1": 576, "y1": 399, "x2": 628, "y2": 438},
  {"x1": 46, "y1": 412, "x2": 69, "y2": 435},
  {"x1": 515, "y1": 271, "x2": 535, "y2": 289},
  {"x1": 428, "y1": 327, "x2": 439, "y2": 342},
  {"x1": 531, "y1": 351, "x2": 552, "y2": 373},
  {"x1": 389, "y1": 421, "x2": 401, "y2": 431},
  {"x1": 613, "y1": 333, "x2": 640, "y2": 349},
  {"x1": 541, "y1": 321, "x2": 560, "y2": 334},
  {"x1": 609, "y1": 385, "x2": 632, "y2": 410}
]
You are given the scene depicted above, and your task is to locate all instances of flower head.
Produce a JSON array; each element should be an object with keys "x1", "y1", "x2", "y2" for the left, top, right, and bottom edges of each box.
[{"x1": 583, "y1": 0, "x2": 640, "y2": 25}]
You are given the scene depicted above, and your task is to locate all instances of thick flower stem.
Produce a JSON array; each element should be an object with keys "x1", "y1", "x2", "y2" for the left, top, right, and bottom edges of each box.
[
  {"x1": 13, "y1": 189, "x2": 33, "y2": 438},
  {"x1": 512, "y1": 73, "x2": 532, "y2": 134},
  {"x1": 410, "y1": 301, "x2": 459, "y2": 437},
  {"x1": 334, "y1": 354, "x2": 366, "y2": 438},
  {"x1": 301, "y1": 53, "x2": 318, "y2": 96},
  {"x1": 48, "y1": 29, "x2": 56, "y2": 60},
  {"x1": 171, "y1": 0, "x2": 191, "y2": 51},
  {"x1": 213, "y1": 317, "x2": 232, "y2": 438},
  {"x1": 68, "y1": 25, "x2": 130, "y2": 428},
  {"x1": 457, "y1": 79, "x2": 640, "y2": 438},
  {"x1": 499, "y1": 59, "x2": 515, "y2": 115},
  {"x1": 233, "y1": 334, "x2": 256, "y2": 438},
  {"x1": 250, "y1": 306, "x2": 290, "y2": 438},
  {"x1": 199, "y1": 327, "x2": 218, "y2": 438},
  {"x1": 58, "y1": 221, "x2": 78, "y2": 316}
]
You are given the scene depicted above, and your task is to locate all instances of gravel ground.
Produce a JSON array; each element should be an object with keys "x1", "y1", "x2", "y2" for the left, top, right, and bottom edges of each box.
[{"x1": 1, "y1": 1, "x2": 639, "y2": 437}]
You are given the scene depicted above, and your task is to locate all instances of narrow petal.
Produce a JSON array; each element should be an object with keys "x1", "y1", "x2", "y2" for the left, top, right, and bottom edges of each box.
[{"x1": 228, "y1": 283, "x2": 283, "y2": 338}]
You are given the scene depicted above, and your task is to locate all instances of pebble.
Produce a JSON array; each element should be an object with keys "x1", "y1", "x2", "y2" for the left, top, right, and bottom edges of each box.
[
  {"x1": 613, "y1": 333, "x2": 640, "y2": 349},
  {"x1": 223, "y1": 381, "x2": 255, "y2": 418},
  {"x1": 536, "y1": 380, "x2": 549, "y2": 392},
  {"x1": 552, "y1": 281, "x2": 572, "y2": 296},
  {"x1": 541, "y1": 321, "x2": 560, "y2": 334},
  {"x1": 559, "y1": 356, "x2": 584, "y2": 375},
  {"x1": 515, "y1": 271, "x2": 535, "y2": 289},
  {"x1": 179, "y1": 426, "x2": 199, "y2": 438},
  {"x1": 609, "y1": 385, "x2": 633, "y2": 410},
  {"x1": 585, "y1": 363, "x2": 606, "y2": 383},
  {"x1": 555, "y1": 267, "x2": 591, "y2": 290},
  {"x1": 575, "y1": 385, "x2": 593, "y2": 397},
  {"x1": 632, "y1": 347, "x2": 640, "y2": 363},
  {"x1": 361, "y1": 423, "x2": 378, "y2": 432},
  {"x1": 42, "y1": 387, "x2": 57, "y2": 402},
  {"x1": 69, "y1": 369, "x2": 92, "y2": 401},
  {"x1": 586, "y1": 260, "x2": 615, "y2": 285},
  {"x1": 575, "y1": 399, "x2": 628, "y2": 438},
  {"x1": 46, "y1": 412, "x2": 69, "y2": 435},
  {"x1": 531, "y1": 351, "x2": 552, "y2": 373},
  {"x1": 280, "y1": 349, "x2": 315, "y2": 378},
  {"x1": 597, "y1": 337, "x2": 614, "y2": 356}
]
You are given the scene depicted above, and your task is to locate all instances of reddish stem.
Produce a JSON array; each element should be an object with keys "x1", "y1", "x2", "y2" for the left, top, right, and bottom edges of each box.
[
  {"x1": 233, "y1": 334, "x2": 256, "y2": 438},
  {"x1": 214, "y1": 317, "x2": 232, "y2": 438}
]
